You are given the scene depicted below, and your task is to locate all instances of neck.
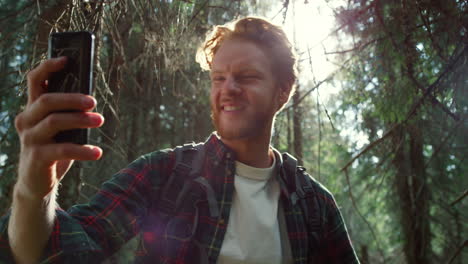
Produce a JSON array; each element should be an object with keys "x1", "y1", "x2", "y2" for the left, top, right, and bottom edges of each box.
[{"x1": 220, "y1": 132, "x2": 273, "y2": 168}]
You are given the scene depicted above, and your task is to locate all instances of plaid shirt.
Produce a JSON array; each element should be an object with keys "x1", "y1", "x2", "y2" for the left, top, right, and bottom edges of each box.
[{"x1": 0, "y1": 133, "x2": 359, "y2": 263}]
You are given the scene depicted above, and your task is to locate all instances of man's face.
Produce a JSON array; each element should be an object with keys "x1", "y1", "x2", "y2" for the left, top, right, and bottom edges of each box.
[{"x1": 210, "y1": 38, "x2": 285, "y2": 142}]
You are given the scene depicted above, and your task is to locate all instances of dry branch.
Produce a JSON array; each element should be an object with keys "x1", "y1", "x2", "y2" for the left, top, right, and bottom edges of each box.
[
  {"x1": 344, "y1": 168, "x2": 387, "y2": 263},
  {"x1": 447, "y1": 240, "x2": 467, "y2": 264},
  {"x1": 340, "y1": 123, "x2": 399, "y2": 172},
  {"x1": 424, "y1": 116, "x2": 466, "y2": 169},
  {"x1": 283, "y1": 76, "x2": 332, "y2": 111},
  {"x1": 404, "y1": 44, "x2": 466, "y2": 123},
  {"x1": 450, "y1": 190, "x2": 468, "y2": 207}
]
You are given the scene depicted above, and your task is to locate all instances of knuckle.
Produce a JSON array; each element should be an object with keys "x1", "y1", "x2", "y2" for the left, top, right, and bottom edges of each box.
[
  {"x1": 44, "y1": 114, "x2": 58, "y2": 128},
  {"x1": 37, "y1": 93, "x2": 52, "y2": 106},
  {"x1": 15, "y1": 113, "x2": 24, "y2": 131},
  {"x1": 26, "y1": 69, "x2": 36, "y2": 81},
  {"x1": 21, "y1": 130, "x2": 34, "y2": 145}
]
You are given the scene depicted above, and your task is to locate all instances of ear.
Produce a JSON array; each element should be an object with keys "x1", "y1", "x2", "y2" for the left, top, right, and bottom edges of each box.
[
  {"x1": 278, "y1": 90, "x2": 288, "y2": 105},
  {"x1": 277, "y1": 82, "x2": 292, "y2": 109},
  {"x1": 277, "y1": 85, "x2": 290, "y2": 111}
]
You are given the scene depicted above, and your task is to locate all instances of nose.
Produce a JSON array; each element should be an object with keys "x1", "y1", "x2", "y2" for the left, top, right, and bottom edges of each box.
[{"x1": 222, "y1": 76, "x2": 242, "y2": 95}]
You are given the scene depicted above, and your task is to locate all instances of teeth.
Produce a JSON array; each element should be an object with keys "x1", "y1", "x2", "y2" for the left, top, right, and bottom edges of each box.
[{"x1": 224, "y1": 106, "x2": 240, "y2": 111}]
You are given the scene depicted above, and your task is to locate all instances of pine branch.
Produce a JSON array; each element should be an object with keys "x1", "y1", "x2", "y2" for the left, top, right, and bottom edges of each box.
[
  {"x1": 415, "y1": 0, "x2": 448, "y2": 62},
  {"x1": 450, "y1": 190, "x2": 468, "y2": 207},
  {"x1": 0, "y1": 1, "x2": 35, "y2": 23},
  {"x1": 406, "y1": 57, "x2": 460, "y2": 122},
  {"x1": 340, "y1": 43, "x2": 466, "y2": 171},
  {"x1": 404, "y1": 43, "x2": 466, "y2": 123},
  {"x1": 324, "y1": 37, "x2": 382, "y2": 55},
  {"x1": 447, "y1": 240, "x2": 467, "y2": 264},
  {"x1": 424, "y1": 116, "x2": 466, "y2": 169},
  {"x1": 341, "y1": 123, "x2": 399, "y2": 172},
  {"x1": 187, "y1": 0, "x2": 209, "y2": 26}
]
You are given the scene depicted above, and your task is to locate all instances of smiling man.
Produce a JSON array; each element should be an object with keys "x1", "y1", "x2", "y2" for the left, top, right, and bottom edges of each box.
[
  {"x1": 209, "y1": 37, "x2": 283, "y2": 167},
  {"x1": 0, "y1": 17, "x2": 359, "y2": 263}
]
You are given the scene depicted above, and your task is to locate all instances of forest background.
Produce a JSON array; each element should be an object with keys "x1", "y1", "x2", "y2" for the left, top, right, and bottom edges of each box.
[{"x1": 0, "y1": 0, "x2": 466, "y2": 263}]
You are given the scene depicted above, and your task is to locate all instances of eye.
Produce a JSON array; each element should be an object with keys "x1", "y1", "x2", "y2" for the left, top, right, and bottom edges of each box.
[
  {"x1": 238, "y1": 75, "x2": 259, "y2": 83},
  {"x1": 211, "y1": 75, "x2": 225, "y2": 82}
]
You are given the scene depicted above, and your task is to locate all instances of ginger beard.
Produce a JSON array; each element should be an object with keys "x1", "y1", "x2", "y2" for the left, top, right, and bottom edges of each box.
[{"x1": 210, "y1": 101, "x2": 276, "y2": 141}]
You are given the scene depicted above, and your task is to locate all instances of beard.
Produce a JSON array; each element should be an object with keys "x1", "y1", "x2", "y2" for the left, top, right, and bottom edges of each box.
[{"x1": 210, "y1": 105, "x2": 274, "y2": 142}]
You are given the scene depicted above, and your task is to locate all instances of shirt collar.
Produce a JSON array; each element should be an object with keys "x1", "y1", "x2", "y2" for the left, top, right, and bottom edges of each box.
[
  {"x1": 203, "y1": 132, "x2": 236, "y2": 162},
  {"x1": 204, "y1": 132, "x2": 293, "y2": 198}
]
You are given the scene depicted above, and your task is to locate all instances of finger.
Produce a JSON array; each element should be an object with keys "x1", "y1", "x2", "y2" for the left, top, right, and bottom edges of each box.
[
  {"x1": 33, "y1": 144, "x2": 102, "y2": 165},
  {"x1": 56, "y1": 160, "x2": 74, "y2": 180},
  {"x1": 24, "y1": 112, "x2": 104, "y2": 145},
  {"x1": 27, "y1": 57, "x2": 67, "y2": 105},
  {"x1": 22, "y1": 93, "x2": 96, "y2": 128}
]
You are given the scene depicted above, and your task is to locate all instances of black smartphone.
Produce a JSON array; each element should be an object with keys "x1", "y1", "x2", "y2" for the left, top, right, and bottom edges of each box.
[{"x1": 48, "y1": 31, "x2": 95, "y2": 145}]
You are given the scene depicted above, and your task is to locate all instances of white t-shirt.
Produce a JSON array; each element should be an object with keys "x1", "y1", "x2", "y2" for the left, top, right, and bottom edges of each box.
[{"x1": 217, "y1": 154, "x2": 293, "y2": 264}]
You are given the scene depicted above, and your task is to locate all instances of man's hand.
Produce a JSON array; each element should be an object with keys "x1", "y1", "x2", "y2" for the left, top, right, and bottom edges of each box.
[
  {"x1": 9, "y1": 57, "x2": 104, "y2": 264},
  {"x1": 14, "y1": 57, "x2": 104, "y2": 200}
]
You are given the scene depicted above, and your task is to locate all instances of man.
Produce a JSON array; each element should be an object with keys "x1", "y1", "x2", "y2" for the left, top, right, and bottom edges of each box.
[{"x1": 0, "y1": 17, "x2": 359, "y2": 263}]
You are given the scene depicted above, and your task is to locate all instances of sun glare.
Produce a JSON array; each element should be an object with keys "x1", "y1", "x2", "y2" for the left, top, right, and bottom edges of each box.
[
  {"x1": 268, "y1": 0, "x2": 341, "y2": 103},
  {"x1": 266, "y1": 1, "x2": 371, "y2": 150}
]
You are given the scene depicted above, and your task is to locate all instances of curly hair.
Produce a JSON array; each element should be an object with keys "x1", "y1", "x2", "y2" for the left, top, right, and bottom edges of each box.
[{"x1": 196, "y1": 17, "x2": 297, "y2": 107}]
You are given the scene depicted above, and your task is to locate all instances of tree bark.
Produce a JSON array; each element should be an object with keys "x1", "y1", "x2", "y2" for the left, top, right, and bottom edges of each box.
[
  {"x1": 292, "y1": 85, "x2": 303, "y2": 164},
  {"x1": 408, "y1": 123, "x2": 431, "y2": 263},
  {"x1": 392, "y1": 123, "x2": 431, "y2": 264}
]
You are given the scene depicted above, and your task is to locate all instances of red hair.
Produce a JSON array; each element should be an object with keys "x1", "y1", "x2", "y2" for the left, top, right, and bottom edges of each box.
[{"x1": 196, "y1": 17, "x2": 297, "y2": 106}]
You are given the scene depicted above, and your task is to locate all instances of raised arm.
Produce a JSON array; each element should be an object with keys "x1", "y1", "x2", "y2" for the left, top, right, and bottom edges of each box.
[{"x1": 8, "y1": 57, "x2": 104, "y2": 264}]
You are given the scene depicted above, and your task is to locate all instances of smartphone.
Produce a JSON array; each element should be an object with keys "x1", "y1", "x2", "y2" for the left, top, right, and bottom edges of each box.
[{"x1": 48, "y1": 31, "x2": 95, "y2": 145}]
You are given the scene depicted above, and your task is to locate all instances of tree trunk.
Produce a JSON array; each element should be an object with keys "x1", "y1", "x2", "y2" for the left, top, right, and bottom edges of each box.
[
  {"x1": 407, "y1": 123, "x2": 431, "y2": 263},
  {"x1": 292, "y1": 86, "x2": 303, "y2": 164},
  {"x1": 399, "y1": 0, "x2": 432, "y2": 262},
  {"x1": 360, "y1": 244, "x2": 369, "y2": 264},
  {"x1": 392, "y1": 123, "x2": 431, "y2": 264}
]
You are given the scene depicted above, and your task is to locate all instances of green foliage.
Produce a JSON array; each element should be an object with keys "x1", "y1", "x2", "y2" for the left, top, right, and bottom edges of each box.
[
  {"x1": 334, "y1": 0, "x2": 467, "y2": 263},
  {"x1": 0, "y1": 0, "x2": 43, "y2": 211}
]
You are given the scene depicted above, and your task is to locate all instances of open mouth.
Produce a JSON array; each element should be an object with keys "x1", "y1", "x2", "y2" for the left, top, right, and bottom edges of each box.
[{"x1": 222, "y1": 105, "x2": 242, "y2": 111}]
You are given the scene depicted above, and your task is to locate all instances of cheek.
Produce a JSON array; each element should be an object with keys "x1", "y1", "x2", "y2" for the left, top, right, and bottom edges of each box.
[
  {"x1": 210, "y1": 87, "x2": 217, "y2": 103},
  {"x1": 210, "y1": 88, "x2": 221, "y2": 112}
]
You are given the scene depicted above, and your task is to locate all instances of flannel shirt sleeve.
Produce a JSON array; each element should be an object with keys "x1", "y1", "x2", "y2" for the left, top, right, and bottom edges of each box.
[
  {"x1": 0, "y1": 209, "x2": 106, "y2": 264},
  {"x1": 320, "y1": 193, "x2": 360, "y2": 264},
  {"x1": 0, "y1": 150, "x2": 173, "y2": 263}
]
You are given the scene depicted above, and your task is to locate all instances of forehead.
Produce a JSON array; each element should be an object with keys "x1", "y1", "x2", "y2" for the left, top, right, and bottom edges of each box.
[{"x1": 211, "y1": 39, "x2": 272, "y2": 73}]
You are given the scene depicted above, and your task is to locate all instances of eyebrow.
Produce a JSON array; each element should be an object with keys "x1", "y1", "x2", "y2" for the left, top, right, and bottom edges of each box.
[
  {"x1": 210, "y1": 70, "x2": 224, "y2": 75},
  {"x1": 211, "y1": 67, "x2": 263, "y2": 75}
]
